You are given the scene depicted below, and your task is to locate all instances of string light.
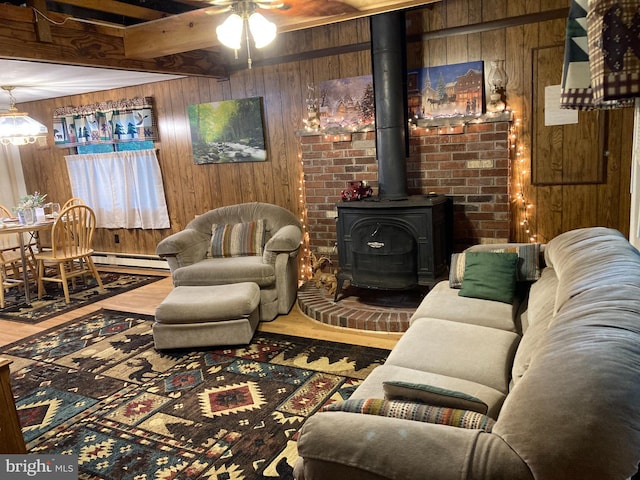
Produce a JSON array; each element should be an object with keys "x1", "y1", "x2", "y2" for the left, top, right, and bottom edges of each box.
[
  {"x1": 509, "y1": 114, "x2": 536, "y2": 243},
  {"x1": 297, "y1": 145, "x2": 313, "y2": 283}
]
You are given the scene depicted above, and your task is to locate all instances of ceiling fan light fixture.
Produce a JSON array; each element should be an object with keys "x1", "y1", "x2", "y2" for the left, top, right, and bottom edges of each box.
[
  {"x1": 215, "y1": 1, "x2": 279, "y2": 68},
  {"x1": 0, "y1": 86, "x2": 48, "y2": 146},
  {"x1": 248, "y1": 12, "x2": 276, "y2": 48},
  {"x1": 216, "y1": 13, "x2": 243, "y2": 50}
]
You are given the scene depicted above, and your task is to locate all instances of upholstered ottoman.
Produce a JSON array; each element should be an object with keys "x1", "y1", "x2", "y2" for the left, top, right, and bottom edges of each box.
[{"x1": 153, "y1": 282, "x2": 261, "y2": 349}]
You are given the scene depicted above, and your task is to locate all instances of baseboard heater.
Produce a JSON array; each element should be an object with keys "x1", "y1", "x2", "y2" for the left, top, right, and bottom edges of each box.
[{"x1": 91, "y1": 252, "x2": 170, "y2": 270}]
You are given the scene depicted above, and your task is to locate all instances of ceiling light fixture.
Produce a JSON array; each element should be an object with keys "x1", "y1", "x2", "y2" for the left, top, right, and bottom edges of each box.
[
  {"x1": 215, "y1": 1, "x2": 279, "y2": 69},
  {"x1": 0, "y1": 86, "x2": 48, "y2": 146}
]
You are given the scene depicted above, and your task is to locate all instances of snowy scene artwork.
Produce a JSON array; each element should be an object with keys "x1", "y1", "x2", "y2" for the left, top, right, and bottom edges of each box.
[
  {"x1": 407, "y1": 61, "x2": 485, "y2": 119},
  {"x1": 318, "y1": 75, "x2": 375, "y2": 130}
]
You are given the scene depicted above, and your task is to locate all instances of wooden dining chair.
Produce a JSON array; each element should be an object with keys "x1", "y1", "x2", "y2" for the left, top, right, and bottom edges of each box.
[
  {"x1": 61, "y1": 197, "x2": 85, "y2": 211},
  {"x1": 38, "y1": 197, "x2": 84, "y2": 253},
  {"x1": 0, "y1": 205, "x2": 37, "y2": 308},
  {"x1": 34, "y1": 204, "x2": 105, "y2": 304}
]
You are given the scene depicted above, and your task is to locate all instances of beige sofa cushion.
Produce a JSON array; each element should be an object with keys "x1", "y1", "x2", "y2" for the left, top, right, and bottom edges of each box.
[
  {"x1": 385, "y1": 317, "x2": 520, "y2": 394},
  {"x1": 510, "y1": 267, "x2": 558, "y2": 386},
  {"x1": 410, "y1": 281, "x2": 520, "y2": 332},
  {"x1": 172, "y1": 256, "x2": 275, "y2": 287}
]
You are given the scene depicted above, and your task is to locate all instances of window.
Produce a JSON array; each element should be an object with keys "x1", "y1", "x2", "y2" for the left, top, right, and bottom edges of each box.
[{"x1": 65, "y1": 149, "x2": 170, "y2": 229}]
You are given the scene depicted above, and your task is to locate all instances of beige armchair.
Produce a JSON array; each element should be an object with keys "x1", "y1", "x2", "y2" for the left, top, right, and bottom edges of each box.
[{"x1": 156, "y1": 202, "x2": 302, "y2": 321}]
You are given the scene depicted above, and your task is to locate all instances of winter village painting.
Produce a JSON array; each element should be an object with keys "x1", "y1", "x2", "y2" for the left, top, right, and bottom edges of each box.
[
  {"x1": 318, "y1": 75, "x2": 375, "y2": 130},
  {"x1": 407, "y1": 61, "x2": 484, "y2": 119}
]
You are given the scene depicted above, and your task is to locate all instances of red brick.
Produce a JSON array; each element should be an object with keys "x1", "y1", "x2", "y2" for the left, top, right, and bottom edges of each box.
[
  {"x1": 466, "y1": 123, "x2": 495, "y2": 133},
  {"x1": 312, "y1": 143, "x2": 333, "y2": 151},
  {"x1": 452, "y1": 152, "x2": 480, "y2": 161}
]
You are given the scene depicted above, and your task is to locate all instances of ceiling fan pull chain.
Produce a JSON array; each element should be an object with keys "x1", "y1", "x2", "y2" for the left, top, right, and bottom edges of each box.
[{"x1": 245, "y1": 16, "x2": 253, "y2": 69}]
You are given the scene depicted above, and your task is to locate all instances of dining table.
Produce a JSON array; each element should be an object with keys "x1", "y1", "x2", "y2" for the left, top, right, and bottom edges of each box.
[{"x1": 0, "y1": 218, "x2": 54, "y2": 306}]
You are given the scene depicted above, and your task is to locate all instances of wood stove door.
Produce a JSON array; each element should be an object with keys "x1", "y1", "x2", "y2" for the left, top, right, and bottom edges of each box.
[{"x1": 351, "y1": 221, "x2": 417, "y2": 289}]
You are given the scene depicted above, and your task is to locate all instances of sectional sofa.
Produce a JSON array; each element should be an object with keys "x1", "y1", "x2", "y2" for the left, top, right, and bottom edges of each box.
[{"x1": 294, "y1": 227, "x2": 640, "y2": 480}]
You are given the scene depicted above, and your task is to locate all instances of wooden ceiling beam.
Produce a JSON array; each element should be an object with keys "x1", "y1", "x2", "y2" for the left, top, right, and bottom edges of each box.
[
  {"x1": 48, "y1": 0, "x2": 169, "y2": 22},
  {"x1": 27, "y1": 0, "x2": 53, "y2": 43},
  {"x1": 123, "y1": 0, "x2": 440, "y2": 59},
  {"x1": 0, "y1": 3, "x2": 227, "y2": 77}
]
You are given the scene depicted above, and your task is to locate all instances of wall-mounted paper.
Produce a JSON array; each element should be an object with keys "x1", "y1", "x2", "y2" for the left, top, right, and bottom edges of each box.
[{"x1": 545, "y1": 85, "x2": 579, "y2": 126}]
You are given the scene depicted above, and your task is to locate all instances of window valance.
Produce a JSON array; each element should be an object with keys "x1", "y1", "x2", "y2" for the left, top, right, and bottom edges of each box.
[{"x1": 53, "y1": 97, "x2": 157, "y2": 147}]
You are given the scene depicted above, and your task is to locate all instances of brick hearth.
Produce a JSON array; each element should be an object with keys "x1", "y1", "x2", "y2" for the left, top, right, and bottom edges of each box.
[{"x1": 298, "y1": 282, "x2": 428, "y2": 333}]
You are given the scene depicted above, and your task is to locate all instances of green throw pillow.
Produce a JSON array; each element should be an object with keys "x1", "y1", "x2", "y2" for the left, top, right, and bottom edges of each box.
[
  {"x1": 382, "y1": 381, "x2": 488, "y2": 415},
  {"x1": 458, "y1": 251, "x2": 518, "y2": 304},
  {"x1": 321, "y1": 398, "x2": 495, "y2": 432},
  {"x1": 449, "y1": 243, "x2": 541, "y2": 288}
]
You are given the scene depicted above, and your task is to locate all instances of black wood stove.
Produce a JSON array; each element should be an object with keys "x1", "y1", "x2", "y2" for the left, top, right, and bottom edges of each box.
[
  {"x1": 335, "y1": 195, "x2": 450, "y2": 300},
  {"x1": 334, "y1": 12, "x2": 452, "y2": 300}
]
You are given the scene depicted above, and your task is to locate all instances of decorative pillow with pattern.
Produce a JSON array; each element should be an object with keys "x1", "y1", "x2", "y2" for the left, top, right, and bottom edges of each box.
[
  {"x1": 449, "y1": 243, "x2": 541, "y2": 288},
  {"x1": 211, "y1": 220, "x2": 266, "y2": 257},
  {"x1": 321, "y1": 398, "x2": 495, "y2": 432}
]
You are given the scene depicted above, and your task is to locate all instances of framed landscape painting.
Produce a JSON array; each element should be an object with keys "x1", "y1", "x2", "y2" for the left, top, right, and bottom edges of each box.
[
  {"x1": 407, "y1": 61, "x2": 484, "y2": 119},
  {"x1": 188, "y1": 97, "x2": 267, "y2": 165}
]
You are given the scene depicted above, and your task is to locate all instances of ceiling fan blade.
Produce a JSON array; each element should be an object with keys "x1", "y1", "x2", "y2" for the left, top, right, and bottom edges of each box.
[
  {"x1": 255, "y1": 2, "x2": 289, "y2": 10},
  {"x1": 202, "y1": 0, "x2": 357, "y2": 18},
  {"x1": 258, "y1": 0, "x2": 358, "y2": 17},
  {"x1": 204, "y1": 5, "x2": 233, "y2": 15}
]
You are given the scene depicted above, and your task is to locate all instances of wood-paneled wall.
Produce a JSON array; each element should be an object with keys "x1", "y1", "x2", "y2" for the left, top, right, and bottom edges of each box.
[
  {"x1": 15, "y1": 0, "x2": 634, "y2": 257},
  {"x1": 406, "y1": 0, "x2": 633, "y2": 243}
]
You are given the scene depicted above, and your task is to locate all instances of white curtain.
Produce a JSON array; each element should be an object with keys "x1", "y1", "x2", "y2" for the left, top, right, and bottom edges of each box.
[
  {"x1": 0, "y1": 144, "x2": 27, "y2": 209},
  {"x1": 65, "y1": 149, "x2": 170, "y2": 229},
  {"x1": 0, "y1": 144, "x2": 28, "y2": 249}
]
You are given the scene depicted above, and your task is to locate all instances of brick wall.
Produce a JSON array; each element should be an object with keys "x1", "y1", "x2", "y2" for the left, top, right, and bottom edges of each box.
[{"x1": 300, "y1": 115, "x2": 511, "y2": 264}]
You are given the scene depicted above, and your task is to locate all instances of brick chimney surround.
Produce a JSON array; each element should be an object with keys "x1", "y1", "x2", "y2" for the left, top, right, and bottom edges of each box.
[{"x1": 299, "y1": 111, "x2": 513, "y2": 268}]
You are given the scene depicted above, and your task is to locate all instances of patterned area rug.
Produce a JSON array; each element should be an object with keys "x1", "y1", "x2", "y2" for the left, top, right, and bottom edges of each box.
[
  {"x1": 0, "y1": 272, "x2": 165, "y2": 324},
  {"x1": 0, "y1": 309, "x2": 390, "y2": 479}
]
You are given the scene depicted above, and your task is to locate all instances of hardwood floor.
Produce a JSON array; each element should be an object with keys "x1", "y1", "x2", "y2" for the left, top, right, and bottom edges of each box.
[{"x1": 0, "y1": 267, "x2": 401, "y2": 350}]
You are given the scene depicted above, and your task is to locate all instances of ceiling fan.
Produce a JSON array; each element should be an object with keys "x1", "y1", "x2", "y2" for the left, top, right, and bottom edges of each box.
[
  {"x1": 202, "y1": 0, "x2": 359, "y2": 18},
  {"x1": 201, "y1": 1, "x2": 289, "y2": 68},
  {"x1": 199, "y1": 0, "x2": 360, "y2": 68},
  {"x1": 207, "y1": 0, "x2": 290, "y2": 12}
]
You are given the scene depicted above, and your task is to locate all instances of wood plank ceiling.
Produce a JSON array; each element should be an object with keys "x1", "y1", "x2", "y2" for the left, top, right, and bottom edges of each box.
[{"x1": 0, "y1": 0, "x2": 440, "y2": 77}]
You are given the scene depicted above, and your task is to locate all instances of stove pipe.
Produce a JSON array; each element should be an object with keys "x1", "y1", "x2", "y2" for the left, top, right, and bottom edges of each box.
[{"x1": 371, "y1": 11, "x2": 409, "y2": 201}]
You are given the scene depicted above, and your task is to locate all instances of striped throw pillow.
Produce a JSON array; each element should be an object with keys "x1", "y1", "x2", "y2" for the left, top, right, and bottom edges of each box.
[
  {"x1": 321, "y1": 398, "x2": 495, "y2": 432},
  {"x1": 211, "y1": 220, "x2": 266, "y2": 257}
]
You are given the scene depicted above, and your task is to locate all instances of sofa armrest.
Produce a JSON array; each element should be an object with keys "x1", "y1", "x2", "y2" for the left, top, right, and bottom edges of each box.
[
  {"x1": 156, "y1": 229, "x2": 210, "y2": 272},
  {"x1": 265, "y1": 224, "x2": 302, "y2": 254},
  {"x1": 295, "y1": 412, "x2": 532, "y2": 480},
  {"x1": 274, "y1": 250, "x2": 299, "y2": 315},
  {"x1": 295, "y1": 411, "x2": 479, "y2": 480}
]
